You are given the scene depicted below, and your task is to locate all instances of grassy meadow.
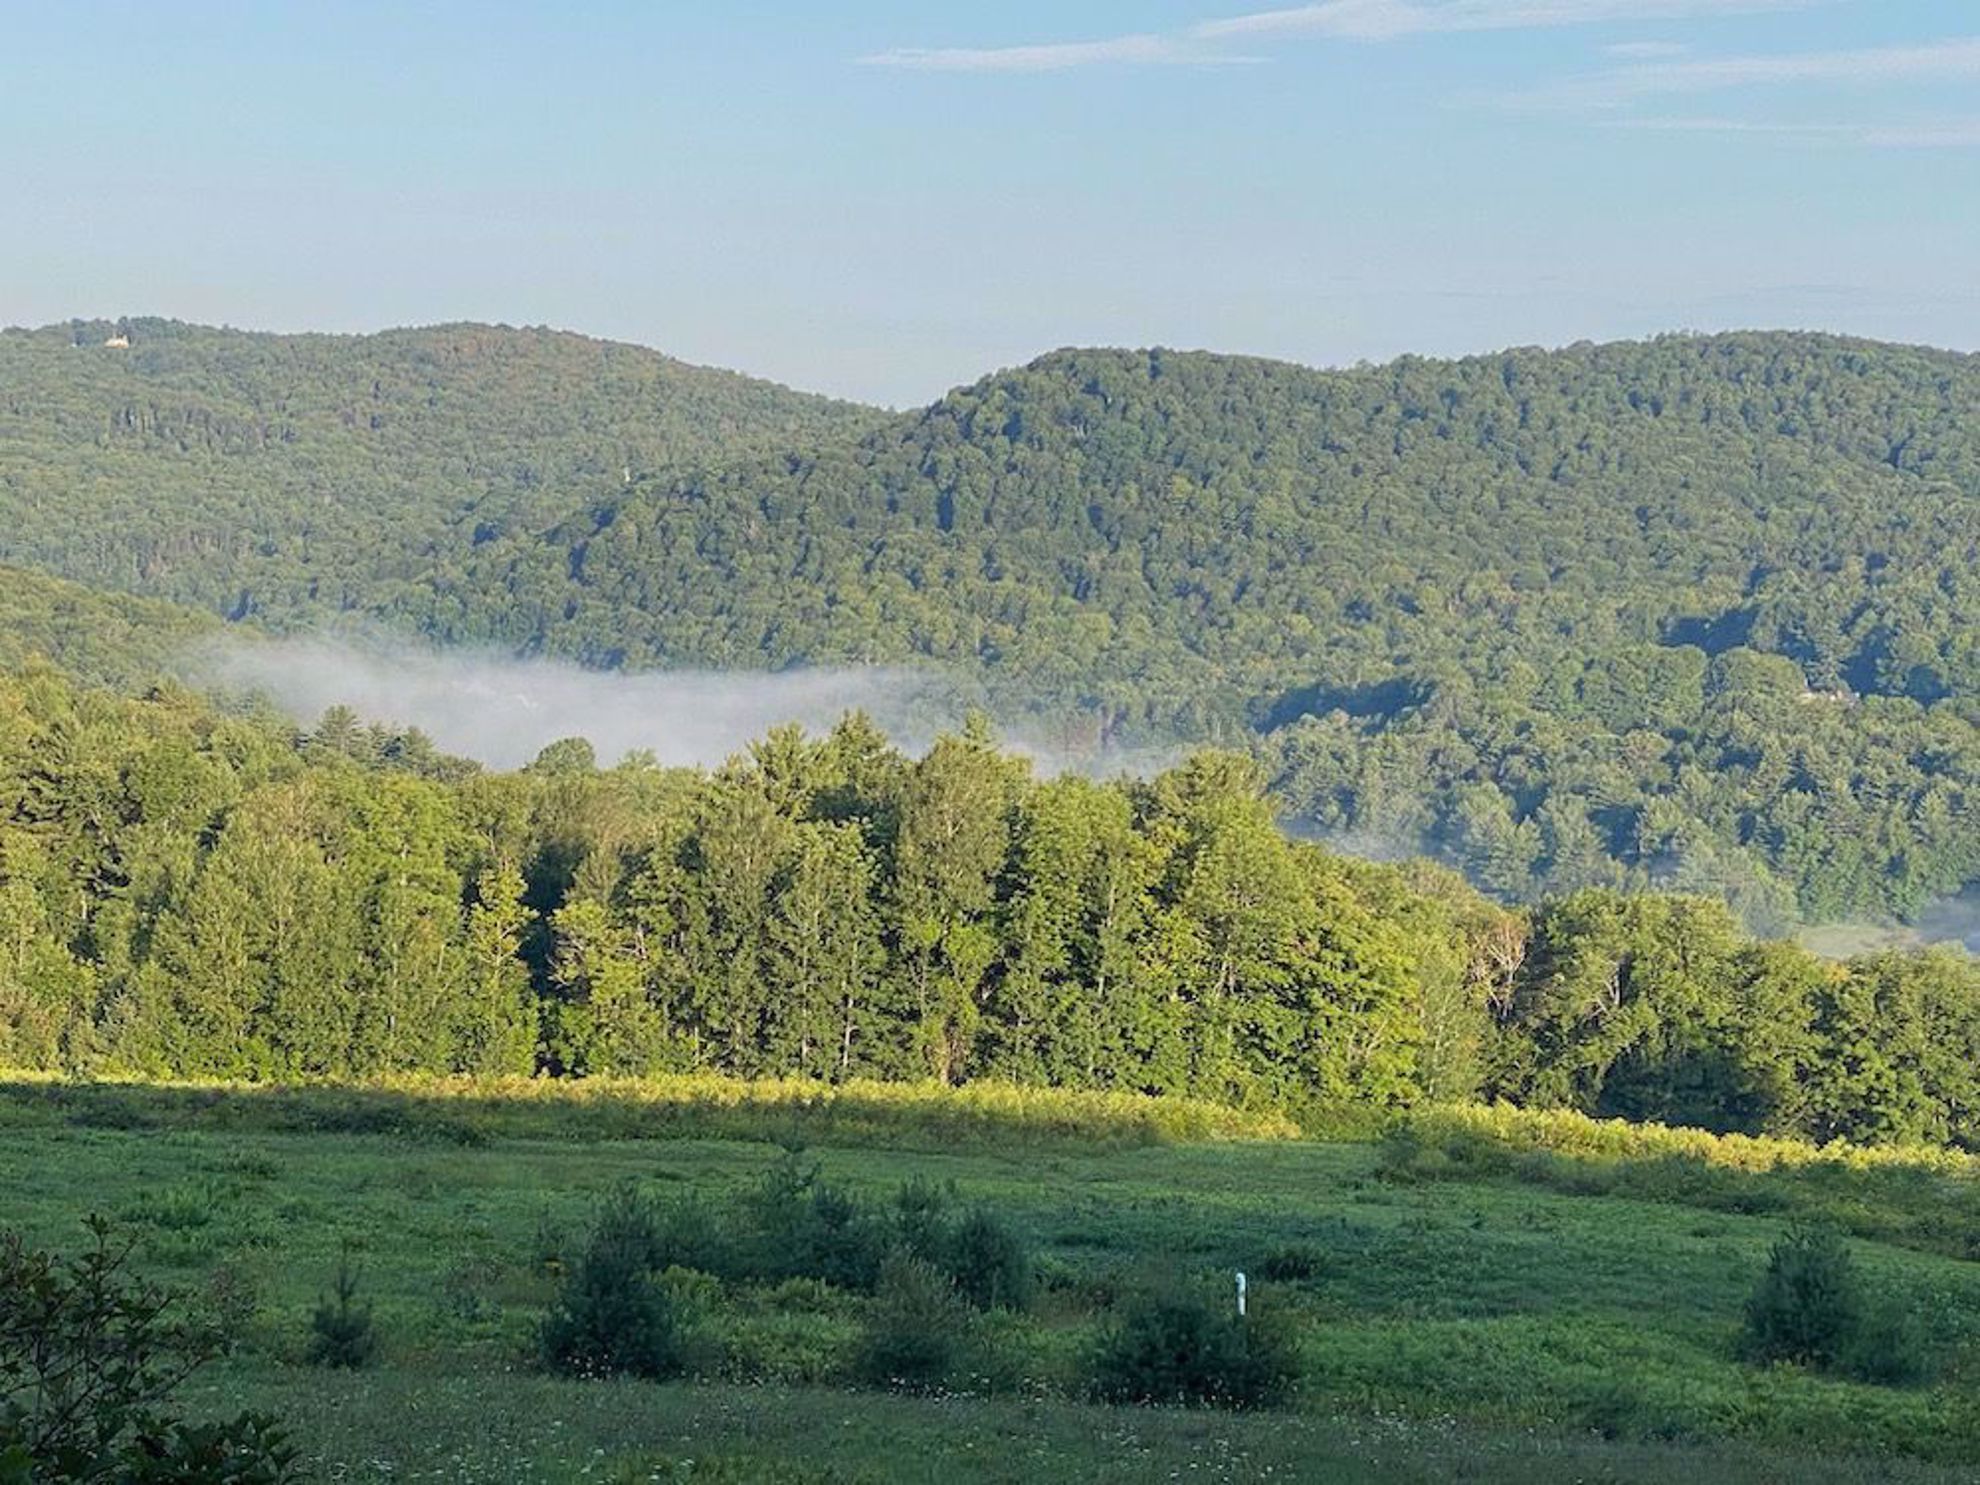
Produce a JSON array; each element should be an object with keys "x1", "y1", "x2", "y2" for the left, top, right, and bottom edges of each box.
[{"x1": 3, "y1": 1075, "x2": 1978, "y2": 1482}]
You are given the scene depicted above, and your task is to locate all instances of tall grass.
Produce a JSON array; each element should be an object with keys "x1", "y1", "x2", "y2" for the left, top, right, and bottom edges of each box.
[
  {"x1": 0, "y1": 1071, "x2": 1302, "y2": 1151},
  {"x1": 1385, "y1": 1102, "x2": 1980, "y2": 1262},
  {"x1": 1400, "y1": 1102, "x2": 1978, "y2": 1177}
]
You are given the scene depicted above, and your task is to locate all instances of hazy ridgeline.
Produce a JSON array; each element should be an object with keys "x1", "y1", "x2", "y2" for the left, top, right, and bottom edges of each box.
[{"x1": 1, "y1": 665, "x2": 1975, "y2": 1148}]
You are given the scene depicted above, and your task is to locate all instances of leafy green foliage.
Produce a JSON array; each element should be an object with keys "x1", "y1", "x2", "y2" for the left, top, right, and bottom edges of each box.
[
  {"x1": 0, "y1": 666, "x2": 1975, "y2": 1147},
  {"x1": 853, "y1": 1252, "x2": 967, "y2": 1393},
  {"x1": 1088, "y1": 1285, "x2": 1299, "y2": 1409},
  {"x1": 539, "y1": 1185, "x2": 683, "y2": 1380},
  {"x1": 0, "y1": 1217, "x2": 300, "y2": 1482}
]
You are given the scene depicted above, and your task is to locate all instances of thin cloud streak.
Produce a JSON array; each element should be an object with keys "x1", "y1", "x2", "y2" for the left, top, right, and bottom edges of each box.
[
  {"x1": 1867, "y1": 119, "x2": 1980, "y2": 147},
  {"x1": 857, "y1": 33, "x2": 1255, "y2": 73},
  {"x1": 1607, "y1": 113, "x2": 1980, "y2": 147},
  {"x1": 1195, "y1": 0, "x2": 1824, "y2": 42},
  {"x1": 1521, "y1": 35, "x2": 1980, "y2": 106},
  {"x1": 1608, "y1": 115, "x2": 1852, "y2": 133},
  {"x1": 1604, "y1": 40, "x2": 1690, "y2": 57},
  {"x1": 861, "y1": 0, "x2": 1835, "y2": 72}
]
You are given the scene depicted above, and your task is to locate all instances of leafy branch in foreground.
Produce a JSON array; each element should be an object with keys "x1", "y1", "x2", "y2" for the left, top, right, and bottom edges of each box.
[{"x1": 0, "y1": 1215, "x2": 302, "y2": 1482}]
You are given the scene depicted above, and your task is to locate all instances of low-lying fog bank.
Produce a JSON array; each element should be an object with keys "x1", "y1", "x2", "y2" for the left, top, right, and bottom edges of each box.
[{"x1": 188, "y1": 634, "x2": 1175, "y2": 778}]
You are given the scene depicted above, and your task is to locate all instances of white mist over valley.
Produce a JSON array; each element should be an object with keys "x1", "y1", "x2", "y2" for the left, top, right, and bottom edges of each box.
[
  {"x1": 190, "y1": 634, "x2": 1178, "y2": 779},
  {"x1": 193, "y1": 636, "x2": 961, "y2": 769}
]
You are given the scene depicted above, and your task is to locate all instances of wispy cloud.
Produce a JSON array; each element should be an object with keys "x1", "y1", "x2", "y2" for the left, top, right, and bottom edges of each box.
[
  {"x1": 1603, "y1": 40, "x2": 1689, "y2": 58},
  {"x1": 861, "y1": 0, "x2": 1830, "y2": 72},
  {"x1": 1866, "y1": 119, "x2": 1980, "y2": 147},
  {"x1": 1196, "y1": 0, "x2": 1820, "y2": 42},
  {"x1": 857, "y1": 33, "x2": 1253, "y2": 73},
  {"x1": 1609, "y1": 115, "x2": 1850, "y2": 133},
  {"x1": 1522, "y1": 35, "x2": 1980, "y2": 106}
]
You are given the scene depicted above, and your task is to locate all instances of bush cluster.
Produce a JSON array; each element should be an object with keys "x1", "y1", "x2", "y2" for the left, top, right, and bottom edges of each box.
[
  {"x1": 1741, "y1": 1225, "x2": 1931, "y2": 1386},
  {"x1": 540, "y1": 1162, "x2": 1036, "y2": 1388},
  {"x1": 540, "y1": 1185, "x2": 685, "y2": 1380},
  {"x1": 0, "y1": 1218, "x2": 302, "y2": 1483},
  {"x1": 1087, "y1": 1285, "x2": 1300, "y2": 1410}
]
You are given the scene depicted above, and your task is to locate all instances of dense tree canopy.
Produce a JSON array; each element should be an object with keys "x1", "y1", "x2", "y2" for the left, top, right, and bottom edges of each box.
[
  {"x1": 0, "y1": 323, "x2": 1972, "y2": 923},
  {"x1": 0, "y1": 666, "x2": 1973, "y2": 1147},
  {"x1": 0, "y1": 564, "x2": 218, "y2": 687},
  {"x1": 0, "y1": 318, "x2": 879, "y2": 623}
]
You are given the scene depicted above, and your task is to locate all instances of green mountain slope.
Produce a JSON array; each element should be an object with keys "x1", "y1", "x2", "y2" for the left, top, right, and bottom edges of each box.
[
  {"x1": 0, "y1": 317, "x2": 880, "y2": 623},
  {"x1": 426, "y1": 333, "x2": 1977, "y2": 923},
  {"x1": 0, "y1": 563, "x2": 219, "y2": 687},
  {"x1": 0, "y1": 323, "x2": 1972, "y2": 923},
  {"x1": 444, "y1": 334, "x2": 1977, "y2": 708}
]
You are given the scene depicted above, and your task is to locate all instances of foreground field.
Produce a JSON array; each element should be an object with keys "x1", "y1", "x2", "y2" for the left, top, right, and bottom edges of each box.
[{"x1": 3, "y1": 1078, "x2": 1977, "y2": 1482}]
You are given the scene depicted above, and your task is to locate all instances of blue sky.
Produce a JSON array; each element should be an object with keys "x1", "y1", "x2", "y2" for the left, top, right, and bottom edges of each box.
[{"x1": 2, "y1": 1, "x2": 1974, "y2": 404}]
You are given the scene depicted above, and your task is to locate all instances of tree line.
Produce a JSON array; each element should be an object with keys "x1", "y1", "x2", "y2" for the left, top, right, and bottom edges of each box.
[{"x1": 1, "y1": 666, "x2": 1975, "y2": 1148}]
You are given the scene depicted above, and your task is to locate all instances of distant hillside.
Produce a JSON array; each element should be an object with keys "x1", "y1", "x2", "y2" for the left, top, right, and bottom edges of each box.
[
  {"x1": 422, "y1": 332, "x2": 1976, "y2": 924},
  {"x1": 0, "y1": 563, "x2": 218, "y2": 687},
  {"x1": 0, "y1": 323, "x2": 1972, "y2": 923},
  {"x1": 0, "y1": 317, "x2": 880, "y2": 623},
  {"x1": 443, "y1": 334, "x2": 1977, "y2": 708}
]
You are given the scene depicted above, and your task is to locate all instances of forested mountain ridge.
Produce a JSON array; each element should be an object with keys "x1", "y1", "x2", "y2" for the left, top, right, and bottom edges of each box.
[
  {"x1": 0, "y1": 317, "x2": 881, "y2": 622},
  {"x1": 0, "y1": 322, "x2": 1973, "y2": 925},
  {"x1": 429, "y1": 333, "x2": 1977, "y2": 925},
  {"x1": 445, "y1": 333, "x2": 1976, "y2": 710}
]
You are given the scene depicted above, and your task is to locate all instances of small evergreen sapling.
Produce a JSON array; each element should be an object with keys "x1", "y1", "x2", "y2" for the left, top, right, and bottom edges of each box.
[
  {"x1": 306, "y1": 1252, "x2": 378, "y2": 1369},
  {"x1": 1740, "y1": 1224, "x2": 1860, "y2": 1370},
  {"x1": 854, "y1": 1252, "x2": 967, "y2": 1392},
  {"x1": 540, "y1": 1184, "x2": 682, "y2": 1380}
]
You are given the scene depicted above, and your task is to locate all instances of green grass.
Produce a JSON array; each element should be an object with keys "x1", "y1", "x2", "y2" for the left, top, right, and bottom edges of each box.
[{"x1": 2, "y1": 1077, "x2": 1977, "y2": 1481}]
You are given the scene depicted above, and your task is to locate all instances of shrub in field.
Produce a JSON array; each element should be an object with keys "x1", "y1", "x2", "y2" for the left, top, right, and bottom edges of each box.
[
  {"x1": 854, "y1": 1251, "x2": 967, "y2": 1392},
  {"x1": 541, "y1": 1185, "x2": 682, "y2": 1379},
  {"x1": 1087, "y1": 1286, "x2": 1299, "y2": 1409},
  {"x1": 1256, "y1": 1247, "x2": 1323, "y2": 1283},
  {"x1": 748, "y1": 1155, "x2": 887, "y2": 1291},
  {"x1": 1727, "y1": 1223, "x2": 1938, "y2": 1387},
  {"x1": 943, "y1": 1208, "x2": 1033, "y2": 1312},
  {"x1": 890, "y1": 1180, "x2": 1031, "y2": 1311},
  {"x1": 890, "y1": 1179, "x2": 952, "y2": 1263},
  {"x1": 306, "y1": 1254, "x2": 378, "y2": 1369},
  {"x1": 0, "y1": 1217, "x2": 301, "y2": 1482},
  {"x1": 1842, "y1": 1301, "x2": 1934, "y2": 1387},
  {"x1": 1741, "y1": 1224, "x2": 1862, "y2": 1370}
]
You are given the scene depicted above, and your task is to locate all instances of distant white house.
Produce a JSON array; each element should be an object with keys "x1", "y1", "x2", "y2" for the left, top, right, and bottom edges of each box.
[{"x1": 103, "y1": 334, "x2": 130, "y2": 348}]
